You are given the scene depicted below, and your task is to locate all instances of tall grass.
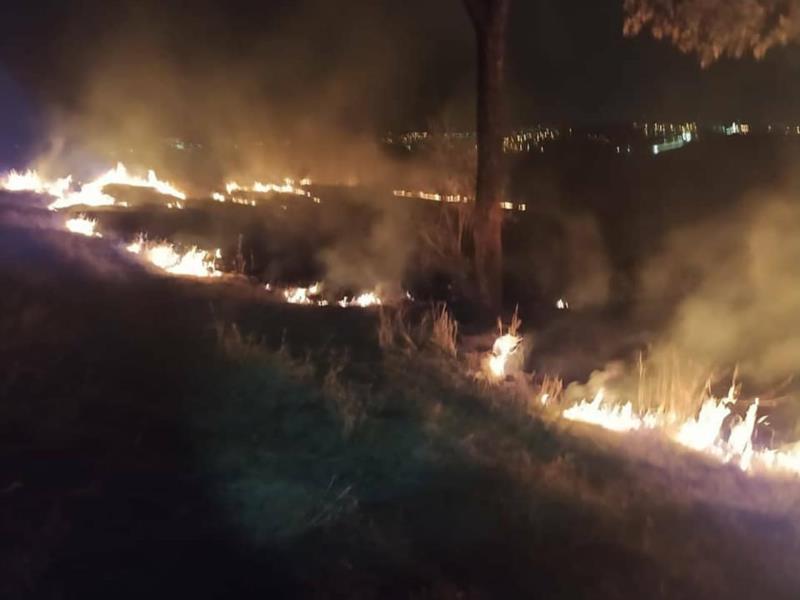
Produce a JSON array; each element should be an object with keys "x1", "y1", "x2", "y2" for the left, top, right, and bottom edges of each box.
[
  {"x1": 635, "y1": 348, "x2": 716, "y2": 418},
  {"x1": 430, "y1": 303, "x2": 458, "y2": 357}
]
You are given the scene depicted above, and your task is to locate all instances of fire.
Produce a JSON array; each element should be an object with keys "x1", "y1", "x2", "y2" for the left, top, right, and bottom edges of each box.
[
  {"x1": 127, "y1": 235, "x2": 221, "y2": 278},
  {"x1": 489, "y1": 333, "x2": 522, "y2": 378},
  {"x1": 1, "y1": 170, "x2": 72, "y2": 198},
  {"x1": 487, "y1": 310, "x2": 523, "y2": 379},
  {"x1": 2, "y1": 163, "x2": 186, "y2": 211},
  {"x1": 393, "y1": 189, "x2": 527, "y2": 211},
  {"x1": 223, "y1": 179, "x2": 320, "y2": 203},
  {"x1": 673, "y1": 389, "x2": 738, "y2": 452},
  {"x1": 393, "y1": 189, "x2": 470, "y2": 204},
  {"x1": 269, "y1": 282, "x2": 383, "y2": 308},
  {"x1": 560, "y1": 385, "x2": 800, "y2": 476},
  {"x1": 563, "y1": 391, "x2": 651, "y2": 432},
  {"x1": 338, "y1": 292, "x2": 382, "y2": 308},
  {"x1": 50, "y1": 163, "x2": 186, "y2": 210},
  {"x1": 65, "y1": 215, "x2": 101, "y2": 238},
  {"x1": 282, "y1": 283, "x2": 327, "y2": 306}
]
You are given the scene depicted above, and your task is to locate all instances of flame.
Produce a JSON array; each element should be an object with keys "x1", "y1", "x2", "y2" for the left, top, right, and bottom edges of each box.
[
  {"x1": 563, "y1": 390, "x2": 660, "y2": 433},
  {"x1": 51, "y1": 163, "x2": 185, "y2": 210},
  {"x1": 560, "y1": 385, "x2": 800, "y2": 476},
  {"x1": 673, "y1": 388, "x2": 738, "y2": 452},
  {"x1": 393, "y1": 189, "x2": 469, "y2": 204},
  {"x1": 65, "y1": 215, "x2": 101, "y2": 238},
  {"x1": 1, "y1": 170, "x2": 72, "y2": 198},
  {"x1": 283, "y1": 283, "x2": 326, "y2": 305},
  {"x1": 127, "y1": 235, "x2": 221, "y2": 278},
  {"x1": 556, "y1": 298, "x2": 569, "y2": 310},
  {"x1": 338, "y1": 292, "x2": 382, "y2": 308},
  {"x1": 488, "y1": 333, "x2": 522, "y2": 378},
  {"x1": 2, "y1": 163, "x2": 186, "y2": 211},
  {"x1": 224, "y1": 179, "x2": 320, "y2": 203},
  {"x1": 270, "y1": 282, "x2": 382, "y2": 308},
  {"x1": 211, "y1": 192, "x2": 226, "y2": 202},
  {"x1": 393, "y1": 189, "x2": 526, "y2": 211}
]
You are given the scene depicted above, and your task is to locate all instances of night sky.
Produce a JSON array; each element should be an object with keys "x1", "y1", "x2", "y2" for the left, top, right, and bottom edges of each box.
[{"x1": 2, "y1": 0, "x2": 800, "y2": 139}]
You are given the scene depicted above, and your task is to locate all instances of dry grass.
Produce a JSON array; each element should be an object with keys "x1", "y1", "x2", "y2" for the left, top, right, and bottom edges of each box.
[
  {"x1": 430, "y1": 303, "x2": 458, "y2": 357},
  {"x1": 635, "y1": 348, "x2": 716, "y2": 417},
  {"x1": 496, "y1": 305, "x2": 522, "y2": 339},
  {"x1": 323, "y1": 357, "x2": 366, "y2": 438},
  {"x1": 377, "y1": 305, "x2": 417, "y2": 352},
  {"x1": 538, "y1": 374, "x2": 564, "y2": 408}
]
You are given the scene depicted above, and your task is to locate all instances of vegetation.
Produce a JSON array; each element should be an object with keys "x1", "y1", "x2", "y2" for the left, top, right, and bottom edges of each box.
[{"x1": 2, "y1": 231, "x2": 800, "y2": 597}]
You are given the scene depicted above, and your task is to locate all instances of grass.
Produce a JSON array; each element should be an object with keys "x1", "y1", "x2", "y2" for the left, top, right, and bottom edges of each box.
[
  {"x1": 429, "y1": 303, "x2": 459, "y2": 357},
  {"x1": 2, "y1": 226, "x2": 800, "y2": 598}
]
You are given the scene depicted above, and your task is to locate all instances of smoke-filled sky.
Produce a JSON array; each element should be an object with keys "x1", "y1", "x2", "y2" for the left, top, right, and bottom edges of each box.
[
  {"x1": 3, "y1": 0, "x2": 800, "y2": 181},
  {"x1": 4, "y1": 0, "x2": 800, "y2": 132}
]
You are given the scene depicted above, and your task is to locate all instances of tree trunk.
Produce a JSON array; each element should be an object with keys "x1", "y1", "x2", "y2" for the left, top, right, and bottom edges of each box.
[{"x1": 465, "y1": 0, "x2": 509, "y2": 312}]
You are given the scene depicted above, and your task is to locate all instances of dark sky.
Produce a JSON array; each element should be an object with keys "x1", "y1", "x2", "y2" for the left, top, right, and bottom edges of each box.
[{"x1": 2, "y1": 0, "x2": 800, "y2": 136}]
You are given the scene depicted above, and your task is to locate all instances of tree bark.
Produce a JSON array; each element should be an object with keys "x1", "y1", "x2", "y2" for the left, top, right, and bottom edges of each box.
[{"x1": 465, "y1": 0, "x2": 509, "y2": 312}]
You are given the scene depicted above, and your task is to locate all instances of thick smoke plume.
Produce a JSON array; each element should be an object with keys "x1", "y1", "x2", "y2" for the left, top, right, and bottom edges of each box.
[
  {"x1": 639, "y1": 183, "x2": 800, "y2": 385},
  {"x1": 25, "y1": 0, "x2": 472, "y2": 192}
]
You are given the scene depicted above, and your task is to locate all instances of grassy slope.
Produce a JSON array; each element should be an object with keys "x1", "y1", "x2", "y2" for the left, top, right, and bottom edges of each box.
[{"x1": 2, "y1": 223, "x2": 800, "y2": 599}]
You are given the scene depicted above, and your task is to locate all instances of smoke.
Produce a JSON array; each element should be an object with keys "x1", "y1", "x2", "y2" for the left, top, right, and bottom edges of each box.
[
  {"x1": 319, "y1": 201, "x2": 414, "y2": 295},
  {"x1": 639, "y1": 183, "x2": 800, "y2": 385},
  {"x1": 561, "y1": 214, "x2": 612, "y2": 309},
  {"x1": 21, "y1": 0, "x2": 471, "y2": 192}
]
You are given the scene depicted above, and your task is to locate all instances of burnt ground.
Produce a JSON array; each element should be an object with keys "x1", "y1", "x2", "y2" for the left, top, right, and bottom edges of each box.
[{"x1": 2, "y1": 197, "x2": 800, "y2": 599}]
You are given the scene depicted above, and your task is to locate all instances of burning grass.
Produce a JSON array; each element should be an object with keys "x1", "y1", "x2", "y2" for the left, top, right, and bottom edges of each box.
[
  {"x1": 560, "y1": 363, "x2": 800, "y2": 477},
  {"x1": 2, "y1": 162, "x2": 185, "y2": 210},
  {"x1": 268, "y1": 281, "x2": 385, "y2": 309},
  {"x1": 126, "y1": 235, "x2": 222, "y2": 278},
  {"x1": 64, "y1": 215, "x2": 101, "y2": 238},
  {"x1": 487, "y1": 307, "x2": 523, "y2": 380}
]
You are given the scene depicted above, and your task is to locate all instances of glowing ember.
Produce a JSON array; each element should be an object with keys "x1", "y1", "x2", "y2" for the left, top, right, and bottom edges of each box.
[
  {"x1": 65, "y1": 215, "x2": 101, "y2": 238},
  {"x1": 393, "y1": 189, "x2": 526, "y2": 211},
  {"x1": 127, "y1": 235, "x2": 221, "y2": 278},
  {"x1": 393, "y1": 189, "x2": 470, "y2": 204}
]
